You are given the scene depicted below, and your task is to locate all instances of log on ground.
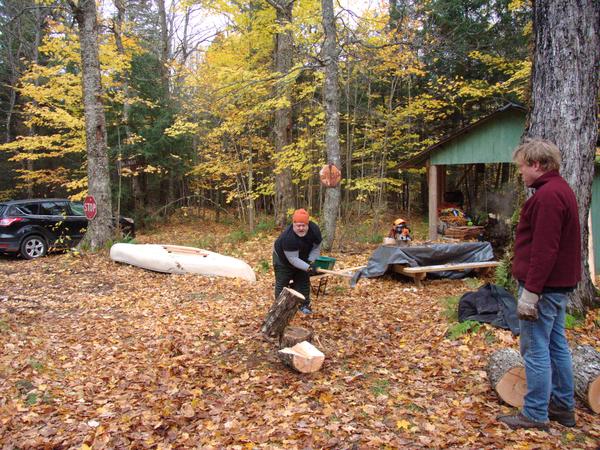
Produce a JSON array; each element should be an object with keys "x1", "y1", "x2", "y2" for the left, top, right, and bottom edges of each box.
[
  {"x1": 261, "y1": 287, "x2": 305, "y2": 339},
  {"x1": 279, "y1": 326, "x2": 313, "y2": 349},
  {"x1": 487, "y1": 348, "x2": 526, "y2": 407},
  {"x1": 572, "y1": 345, "x2": 600, "y2": 413},
  {"x1": 278, "y1": 341, "x2": 325, "y2": 373}
]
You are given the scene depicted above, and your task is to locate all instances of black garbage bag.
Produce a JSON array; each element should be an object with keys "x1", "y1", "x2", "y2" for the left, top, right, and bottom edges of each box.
[{"x1": 458, "y1": 283, "x2": 520, "y2": 336}]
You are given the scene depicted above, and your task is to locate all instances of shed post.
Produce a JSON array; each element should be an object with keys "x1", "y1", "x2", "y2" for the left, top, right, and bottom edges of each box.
[{"x1": 428, "y1": 162, "x2": 439, "y2": 240}]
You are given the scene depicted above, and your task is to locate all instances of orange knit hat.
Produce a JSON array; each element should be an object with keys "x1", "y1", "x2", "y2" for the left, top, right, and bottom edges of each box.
[{"x1": 292, "y1": 208, "x2": 309, "y2": 224}]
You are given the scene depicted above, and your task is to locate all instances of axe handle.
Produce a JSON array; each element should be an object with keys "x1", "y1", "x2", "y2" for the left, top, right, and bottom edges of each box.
[{"x1": 315, "y1": 268, "x2": 354, "y2": 278}]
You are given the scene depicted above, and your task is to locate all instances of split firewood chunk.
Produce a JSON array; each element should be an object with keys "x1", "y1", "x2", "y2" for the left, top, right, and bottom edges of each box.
[{"x1": 278, "y1": 341, "x2": 325, "y2": 373}]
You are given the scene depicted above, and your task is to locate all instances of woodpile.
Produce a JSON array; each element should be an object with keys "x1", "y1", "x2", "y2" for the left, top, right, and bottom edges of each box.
[
  {"x1": 261, "y1": 287, "x2": 305, "y2": 339},
  {"x1": 487, "y1": 348, "x2": 526, "y2": 407},
  {"x1": 279, "y1": 326, "x2": 313, "y2": 348},
  {"x1": 261, "y1": 288, "x2": 325, "y2": 373},
  {"x1": 487, "y1": 346, "x2": 600, "y2": 413},
  {"x1": 444, "y1": 226, "x2": 484, "y2": 240},
  {"x1": 572, "y1": 345, "x2": 600, "y2": 413}
]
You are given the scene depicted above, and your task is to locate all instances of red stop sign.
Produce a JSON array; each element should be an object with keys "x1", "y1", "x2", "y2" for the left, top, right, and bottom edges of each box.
[{"x1": 83, "y1": 195, "x2": 97, "y2": 220}]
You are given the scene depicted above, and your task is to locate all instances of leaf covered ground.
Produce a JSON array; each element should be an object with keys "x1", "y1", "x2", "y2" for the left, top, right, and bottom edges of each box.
[{"x1": 1, "y1": 218, "x2": 599, "y2": 449}]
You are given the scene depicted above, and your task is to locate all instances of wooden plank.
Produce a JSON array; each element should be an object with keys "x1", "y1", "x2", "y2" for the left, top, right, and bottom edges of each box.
[
  {"x1": 312, "y1": 265, "x2": 365, "y2": 278},
  {"x1": 397, "y1": 261, "x2": 500, "y2": 274}
]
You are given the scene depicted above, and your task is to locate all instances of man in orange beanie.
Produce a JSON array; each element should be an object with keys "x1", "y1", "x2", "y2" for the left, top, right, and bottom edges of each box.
[{"x1": 273, "y1": 208, "x2": 322, "y2": 314}]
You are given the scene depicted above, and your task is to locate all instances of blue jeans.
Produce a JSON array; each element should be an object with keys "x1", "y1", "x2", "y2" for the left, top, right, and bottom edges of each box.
[{"x1": 519, "y1": 288, "x2": 574, "y2": 422}]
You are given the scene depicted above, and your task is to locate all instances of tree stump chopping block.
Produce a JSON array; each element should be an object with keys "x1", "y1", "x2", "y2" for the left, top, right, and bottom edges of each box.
[
  {"x1": 279, "y1": 326, "x2": 313, "y2": 349},
  {"x1": 572, "y1": 345, "x2": 600, "y2": 413},
  {"x1": 278, "y1": 340, "x2": 325, "y2": 373},
  {"x1": 261, "y1": 287, "x2": 305, "y2": 340},
  {"x1": 487, "y1": 348, "x2": 527, "y2": 407}
]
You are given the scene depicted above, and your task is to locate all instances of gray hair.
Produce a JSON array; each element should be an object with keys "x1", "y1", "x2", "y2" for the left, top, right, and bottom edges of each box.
[{"x1": 512, "y1": 138, "x2": 561, "y2": 171}]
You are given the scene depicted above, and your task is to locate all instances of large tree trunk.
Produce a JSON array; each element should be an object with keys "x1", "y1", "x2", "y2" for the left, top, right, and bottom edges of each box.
[
  {"x1": 71, "y1": 0, "x2": 113, "y2": 250},
  {"x1": 267, "y1": 0, "x2": 295, "y2": 227},
  {"x1": 320, "y1": 0, "x2": 341, "y2": 250},
  {"x1": 572, "y1": 345, "x2": 600, "y2": 413},
  {"x1": 526, "y1": 0, "x2": 600, "y2": 314}
]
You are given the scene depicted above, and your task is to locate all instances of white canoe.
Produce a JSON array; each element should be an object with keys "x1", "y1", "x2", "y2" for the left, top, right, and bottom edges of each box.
[{"x1": 110, "y1": 243, "x2": 256, "y2": 282}]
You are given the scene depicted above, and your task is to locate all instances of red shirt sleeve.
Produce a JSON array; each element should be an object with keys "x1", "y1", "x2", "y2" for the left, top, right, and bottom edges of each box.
[{"x1": 524, "y1": 192, "x2": 564, "y2": 293}]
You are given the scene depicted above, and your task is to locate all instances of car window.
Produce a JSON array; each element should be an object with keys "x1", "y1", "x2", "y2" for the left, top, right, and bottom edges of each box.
[
  {"x1": 15, "y1": 203, "x2": 40, "y2": 215},
  {"x1": 40, "y1": 201, "x2": 69, "y2": 216},
  {"x1": 0, "y1": 204, "x2": 6, "y2": 215},
  {"x1": 69, "y1": 202, "x2": 85, "y2": 216}
]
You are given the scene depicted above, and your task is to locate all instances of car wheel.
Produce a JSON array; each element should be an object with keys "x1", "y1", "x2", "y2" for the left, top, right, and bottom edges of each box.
[{"x1": 20, "y1": 235, "x2": 47, "y2": 259}]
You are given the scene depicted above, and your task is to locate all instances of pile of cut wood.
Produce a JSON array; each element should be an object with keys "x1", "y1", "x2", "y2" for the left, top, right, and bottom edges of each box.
[
  {"x1": 261, "y1": 287, "x2": 325, "y2": 373},
  {"x1": 487, "y1": 346, "x2": 600, "y2": 413}
]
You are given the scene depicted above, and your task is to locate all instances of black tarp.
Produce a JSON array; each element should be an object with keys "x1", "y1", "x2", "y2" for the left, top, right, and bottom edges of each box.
[
  {"x1": 458, "y1": 283, "x2": 520, "y2": 336},
  {"x1": 350, "y1": 241, "x2": 495, "y2": 286}
]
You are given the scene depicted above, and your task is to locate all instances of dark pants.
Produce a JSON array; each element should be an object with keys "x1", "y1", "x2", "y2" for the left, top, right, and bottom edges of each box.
[{"x1": 273, "y1": 251, "x2": 310, "y2": 306}]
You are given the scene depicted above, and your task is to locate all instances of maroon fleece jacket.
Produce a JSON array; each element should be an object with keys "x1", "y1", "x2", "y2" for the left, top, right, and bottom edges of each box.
[{"x1": 512, "y1": 170, "x2": 581, "y2": 293}]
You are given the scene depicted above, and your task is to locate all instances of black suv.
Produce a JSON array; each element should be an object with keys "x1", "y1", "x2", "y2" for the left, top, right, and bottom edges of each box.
[{"x1": 0, "y1": 198, "x2": 134, "y2": 259}]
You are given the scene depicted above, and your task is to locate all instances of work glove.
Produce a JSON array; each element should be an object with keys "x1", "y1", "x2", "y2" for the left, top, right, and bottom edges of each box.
[
  {"x1": 518, "y1": 288, "x2": 540, "y2": 321},
  {"x1": 306, "y1": 263, "x2": 319, "y2": 277}
]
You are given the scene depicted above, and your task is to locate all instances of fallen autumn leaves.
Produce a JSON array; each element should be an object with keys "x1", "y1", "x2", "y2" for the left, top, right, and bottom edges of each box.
[{"x1": 1, "y1": 221, "x2": 599, "y2": 449}]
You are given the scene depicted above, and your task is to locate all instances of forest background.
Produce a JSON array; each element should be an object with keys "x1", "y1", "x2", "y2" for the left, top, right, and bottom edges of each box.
[{"x1": 0, "y1": 0, "x2": 532, "y2": 231}]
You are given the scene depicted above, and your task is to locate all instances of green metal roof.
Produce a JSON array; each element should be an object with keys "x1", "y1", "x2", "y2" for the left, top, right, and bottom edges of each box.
[{"x1": 401, "y1": 104, "x2": 526, "y2": 168}]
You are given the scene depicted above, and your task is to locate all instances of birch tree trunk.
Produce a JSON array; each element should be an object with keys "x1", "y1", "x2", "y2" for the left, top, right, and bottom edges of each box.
[
  {"x1": 320, "y1": 0, "x2": 341, "y2": 250},
  {"x1": 71, "y1": 0, "x2": 113, "y2": 250},
  {"x1": 266, "y1": 0, "x2": 295, "y2": 227},
  {"x1": 526, "y1": 0, "x2": 599, "y2": 314}
]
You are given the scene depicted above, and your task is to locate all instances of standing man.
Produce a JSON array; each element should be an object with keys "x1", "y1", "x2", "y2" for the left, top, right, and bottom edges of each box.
[
  {"x1": 273, "y1": 208, "x2": 322, "y2": 314},
  {"x1": 499, "y1": 139, "x2": 581, "y2": 430}
]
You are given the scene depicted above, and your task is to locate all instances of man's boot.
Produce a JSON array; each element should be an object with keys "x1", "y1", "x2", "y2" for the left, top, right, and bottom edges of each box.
[
  {"x1": 548, "y1": 402, "x2": 576, "y2": 427},
  {"x1": 497, "y1": 412, "x2": 549, "y2": 430}
]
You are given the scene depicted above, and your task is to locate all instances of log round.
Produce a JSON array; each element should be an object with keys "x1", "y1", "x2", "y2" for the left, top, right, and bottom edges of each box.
[
  {"x1": 279, "y1": 326, "x2": 313, "y2": 349},
  {"x1": 487, "y1": 348, "x2": 527, "y2": 407},
  {"x1": 261, "y1": 287, "x2": 305, "y2": 339},
  {"x1": 278, "y1": 341, "x2": 325, "y2": 373},
  {"x1": 572, "y1": 345, "x2": 600, "y2": 413}
]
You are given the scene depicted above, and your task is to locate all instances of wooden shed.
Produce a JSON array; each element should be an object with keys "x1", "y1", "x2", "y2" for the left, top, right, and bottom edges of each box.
[{"x1": 400, "y1": 103, "x2": 600, "y2": 275}]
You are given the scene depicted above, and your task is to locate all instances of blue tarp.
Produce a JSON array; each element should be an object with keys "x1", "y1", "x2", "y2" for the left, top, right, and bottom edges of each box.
[{"x1": 351, "y1": 241, "x2": 495, "y2": 287}]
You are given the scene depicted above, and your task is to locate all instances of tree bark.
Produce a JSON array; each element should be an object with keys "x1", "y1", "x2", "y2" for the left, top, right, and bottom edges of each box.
[
  {"x1": 71, "y1": 0, "x2": 113, "y2": 250},
  {"x1": 261, "y1": 287, "x2": 304, "y2": 339},
  {"x1": 572, "y1": 345, "x2": 600, "y2": 413},
  {"x1": 113, "y1": 0, "x2": 131, "y2": 221},
  {"x1": 526, "y1": 0, "x2": 600, "y2": 313},
  {"x1": 486, "y1": 348, "x2": 526, "y2": 407},
  {"x1": 266, "y1": 0, "x2": 295, "y2": 227},
  {"x1": 320, "y1": 0, "x2": 341, "y2": 250}
]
